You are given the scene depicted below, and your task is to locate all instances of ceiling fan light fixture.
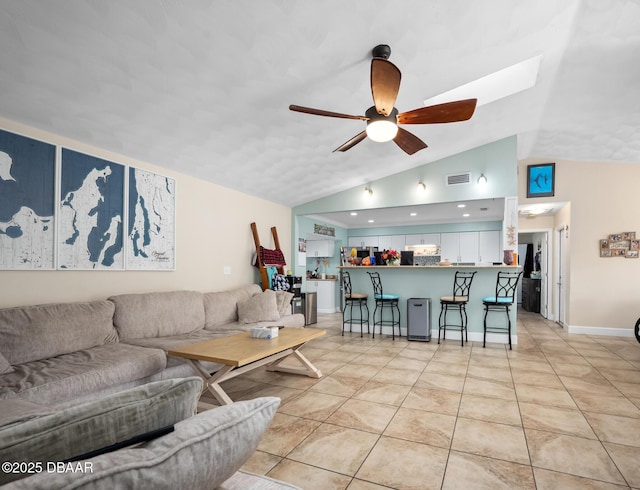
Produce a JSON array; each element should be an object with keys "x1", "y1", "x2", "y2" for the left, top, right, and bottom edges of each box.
[{"x1": 365, "y1": 106, "x2": 398, "y2": 142}]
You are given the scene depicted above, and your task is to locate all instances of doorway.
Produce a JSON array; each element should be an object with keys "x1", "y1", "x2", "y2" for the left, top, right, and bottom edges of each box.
[{"x1": 517, "y1": 229, "x2": 552, "y2": 319}]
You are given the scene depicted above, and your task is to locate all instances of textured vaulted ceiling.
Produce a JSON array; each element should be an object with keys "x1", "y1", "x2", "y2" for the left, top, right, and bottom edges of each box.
[{"x1": 0, "y1": 0, "x2": 639, "y2": 208}]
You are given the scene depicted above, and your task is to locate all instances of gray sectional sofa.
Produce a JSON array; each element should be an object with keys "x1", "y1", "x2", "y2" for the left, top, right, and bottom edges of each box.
[
  {"x1": 0, "y1": 284, "x2": 305, "y2": 489},
  {"x1": 0, "y1": 284, "x2": 304, "y2": 406}
]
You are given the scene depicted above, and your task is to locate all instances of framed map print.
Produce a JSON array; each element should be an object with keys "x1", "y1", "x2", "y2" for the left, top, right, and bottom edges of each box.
[
  {"x1": 527, "y1": 163, "x2": 555, "y2": 198},
  {"x1": 0, "y1": 129, "x2": 56, "y2": 269},
  {"x1": 126, "y1": 167, "x2": 175, "y2": 270},
  {"x1": 58, "y1": 149, "x2": 125, "y2": 270}
]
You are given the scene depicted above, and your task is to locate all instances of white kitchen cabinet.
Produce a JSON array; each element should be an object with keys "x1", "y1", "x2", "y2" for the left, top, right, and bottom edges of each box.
[
  {"x1": 440, "y1": 233, "x2": 459, "y2": 262},
  {"x1": 405, "y1": 233, "x2": 441, "y2": 246},
  {"x1": 377, "y1": 234, "x2": 406, "y2": 251},
  {"x1": 306, "y1": 239, "x2": 334, "y2": 257},
  {"x1": 459, "y1": 232, "x2": 479, "y2": 263},
  {"x1": 440, "y1": 232, "x2": 479, "y2": 263},
  {"x1": 478, "y1": 230, "x2": 501, "y2": 263},
  {"x1": 348, "y1": 236, "x2": 379, "y2": 249},
  {"x1": 306, "y1": 280, "x2": 336, "y2": 313}
]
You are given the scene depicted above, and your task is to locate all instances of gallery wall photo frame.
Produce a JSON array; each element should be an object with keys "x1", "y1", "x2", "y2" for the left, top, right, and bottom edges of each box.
[{"x1": 527, "y1": 163, "x2": 555, "y2": 198}]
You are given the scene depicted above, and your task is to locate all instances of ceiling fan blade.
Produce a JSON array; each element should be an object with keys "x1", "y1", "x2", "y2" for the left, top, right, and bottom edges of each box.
[
  {"x1": 397, "y1": 99, "x2": 477, "y2": 125},
  {"x1": 371, "y1": 59, "x2": 401, "y2": 116},
  {"x1": 289, "y1": 105, "x2": 367, "y2": 121},
  {"x1": 393, "y1": 128, "x2": 428, "y2": 155},
  {"x1": 333, "y1": 131, "x2": 367, "y2": 153}
]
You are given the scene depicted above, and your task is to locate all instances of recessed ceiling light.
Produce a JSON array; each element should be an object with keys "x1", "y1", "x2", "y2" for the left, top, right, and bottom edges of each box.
[
  {"x1": 457, "y1": 204, "x2": 466, "y2": 208},
  {"x1": 368, "y1": 219, "x2": 374, "y2": 223},
  {"x1": 424, "y1": 55, "x2": 541, "y2": 108},
  {"x1": 463, "y1": 213, "x2": 470, "y2": 217},
  {"x1": 350, "y1": 212, "x2": 358, "y2": 216},
  {"x1": 410, "y1": 212, "x2": 417, "y2": 216}
]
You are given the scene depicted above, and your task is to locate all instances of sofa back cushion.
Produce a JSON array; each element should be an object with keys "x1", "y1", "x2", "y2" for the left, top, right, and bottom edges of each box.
[
  {"x1": 0, "y1": 300, "x2": 117, "y2": 365},
  {"x1": 203, "y1": 284, "x2": 262, "y2": 330},
  {"x1": 109, "y1": 291, "x2": 205, "y2": 340}
]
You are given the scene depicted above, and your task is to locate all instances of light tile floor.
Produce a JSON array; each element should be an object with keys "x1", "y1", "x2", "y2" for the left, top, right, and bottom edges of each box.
[{"x1": 198, "y1": 309, "x2": 640, "y2": 489}]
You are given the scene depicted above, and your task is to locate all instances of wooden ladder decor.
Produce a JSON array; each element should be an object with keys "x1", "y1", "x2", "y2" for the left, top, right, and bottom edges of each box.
[{"x1": 251, "y1": 222, "x2": 286, "y2": 291}]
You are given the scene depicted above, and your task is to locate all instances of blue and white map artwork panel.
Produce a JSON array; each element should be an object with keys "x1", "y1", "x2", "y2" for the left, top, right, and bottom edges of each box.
[
  {"x1": 0, "y1": 129, "x2": 56, "y2": 269},
  {"x1": 127, "y1": 168, "x2": 175, "y2": 270},
  {"x1": 58, "y1": 149, "x2": 125, "y2": 270}
]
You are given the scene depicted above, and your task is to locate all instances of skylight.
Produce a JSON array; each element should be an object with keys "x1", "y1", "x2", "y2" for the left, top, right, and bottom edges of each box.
[{"x1": 423, "y1": 55, "x2": 542, "y2": 108}]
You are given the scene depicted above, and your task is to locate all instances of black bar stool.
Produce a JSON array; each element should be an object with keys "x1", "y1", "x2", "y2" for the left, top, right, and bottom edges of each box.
[
  {"x1": 438, "y1": 271, "x2": 476, "y2": 346},
  {"x1": 482, "y1": 270, "x2": 523, "y2": 350},
  {"x1": 341, "y1": 271, "x2": 370, "y2": 337},
  {"x1": 367, "y1": 271, "x2": 401, "y2": 340}
]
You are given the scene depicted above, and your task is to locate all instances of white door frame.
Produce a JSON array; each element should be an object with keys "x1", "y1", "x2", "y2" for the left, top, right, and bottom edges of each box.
[
  {"x1": 556, "y1": 225, "x2": 569, "y2": 327},
  {"x1": 518, "y1": 228, "x2": 552, "y2": 319}
]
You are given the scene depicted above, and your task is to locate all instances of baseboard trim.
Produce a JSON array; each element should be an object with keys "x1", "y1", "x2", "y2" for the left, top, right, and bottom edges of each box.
[{"x1": 566, "y1": 325, "x2": 634, "y2": 337}]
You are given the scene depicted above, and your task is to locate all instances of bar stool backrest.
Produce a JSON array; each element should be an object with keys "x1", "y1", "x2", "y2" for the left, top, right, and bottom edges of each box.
[
  {"x1": 452, "y1": 271, "x2": 477, "y2": 300},
  {"x1": 342, "y1": 271, "x2": 353, "y2": 296},
  {"x1": 367, "y1": 271, "x2": 384, "y2": 297},
  {"x1": 494, "y1": 271, "x2": 523, "y2": 302}
]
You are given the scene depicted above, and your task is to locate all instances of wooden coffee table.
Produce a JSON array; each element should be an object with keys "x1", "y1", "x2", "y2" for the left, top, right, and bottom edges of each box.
[{"x1": 168, "y1": 328, "x2": 326, "y2": 405}]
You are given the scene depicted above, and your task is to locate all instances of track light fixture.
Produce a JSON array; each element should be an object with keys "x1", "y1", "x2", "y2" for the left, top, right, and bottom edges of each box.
[
  {"x1": 364, "y1": 186, "x2": 373, "y2": 197},
  {"x1": 417, "y1": 181, "x2": 426, "y2": 192}
]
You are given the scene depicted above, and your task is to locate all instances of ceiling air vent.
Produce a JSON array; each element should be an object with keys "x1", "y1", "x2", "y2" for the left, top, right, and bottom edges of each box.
[{"x1": 446, "y1": 172, "x2": 471, "y2": 186}]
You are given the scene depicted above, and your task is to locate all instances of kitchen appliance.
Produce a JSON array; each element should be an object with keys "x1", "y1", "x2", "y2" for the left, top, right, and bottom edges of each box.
[
  {"x1": 400, "y1": 251, "x2": 414, "y2": 265},
  {"x1": 302, "y1": 292, "x2": 317, "y2": 325},
  {"x1": 286, "y1": 276, "x2": 303, "y2": 315}
]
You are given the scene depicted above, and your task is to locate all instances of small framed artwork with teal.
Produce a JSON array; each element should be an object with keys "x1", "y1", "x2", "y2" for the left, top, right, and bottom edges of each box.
[{"x1": 527, "y1": 163, "x2": 555, "y2": 198}]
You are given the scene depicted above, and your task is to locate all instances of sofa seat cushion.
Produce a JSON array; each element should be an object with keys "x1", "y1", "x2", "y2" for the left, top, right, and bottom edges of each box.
[
  {"x1": 221, "y1": 314, "x2": 305, "y2": 332},
  {"x1": 0, "y1": 343, "x2": 166, "y2": 405},
  {"x1": 109, "y1": 290, "x2": 205, "y2": 340},
  {"x1": 0, "y1": 351, "x2": 14, "y2": 374},
  {"x1": 4, "y1": 397, "x2": 281, "y2": 490},
  {"x1": 0, "y1": 300, "x2": 118, "y2": 365},
  {"x1": 122, "y1": 330, "x2": 242, "y2": 369},
  {"x1": 0, "y1": 398, "x2": 53, "y2": 428},
  {"x1": 0, "y1": 377, "x2": 203, "y2": 486}
]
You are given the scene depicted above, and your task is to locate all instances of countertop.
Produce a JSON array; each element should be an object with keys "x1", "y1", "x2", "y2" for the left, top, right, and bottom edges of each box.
[{"x1": 338, "y1": 265, "x2": 519, "y2": 269}]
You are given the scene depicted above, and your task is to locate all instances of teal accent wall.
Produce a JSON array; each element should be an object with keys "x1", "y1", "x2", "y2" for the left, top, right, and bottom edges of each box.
[
  {"x1": 294, "y1": 215, "x2": 347, "y2": 278},
  {"x1": 292, "y1": 136, "x2": 517, "y2": 217},
  {"x1": 348, "y1": 221, "x2": 502, "y2": 237}
]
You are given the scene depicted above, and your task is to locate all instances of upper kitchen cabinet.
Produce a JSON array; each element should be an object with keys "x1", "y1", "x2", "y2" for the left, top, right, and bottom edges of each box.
[
  {"x1": 306, "y1": 239, "x2": 334, "y2": 257},
  {"x1": 478, "y1": 230, "x2": 501, "y2": 264},
  {"x1": 377, "y1": 235, "x2": 406, "y2": 251},
  {"x1": 348, "y1": 236, "x2": 379, "y2": 249},
  {"x1": 440, "y1": 232, "x2": 479, "y2": 263},
  {"x1": 405, "y1": 233, "x2": 441, "y2": 246}
]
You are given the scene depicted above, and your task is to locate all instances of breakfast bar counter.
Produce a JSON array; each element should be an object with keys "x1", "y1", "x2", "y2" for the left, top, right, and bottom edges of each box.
[{"x1": 338, "y1": 265, "x2": 520, "y2": 345}]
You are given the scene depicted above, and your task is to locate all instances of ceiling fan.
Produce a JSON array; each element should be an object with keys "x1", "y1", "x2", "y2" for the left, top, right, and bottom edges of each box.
[{"x1": 289, "y1": 45, "x2": 477, "y2": 155}]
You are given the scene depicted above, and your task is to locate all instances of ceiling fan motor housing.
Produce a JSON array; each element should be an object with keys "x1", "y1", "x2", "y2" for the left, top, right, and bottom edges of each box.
[{"x1": 372, "y1": 44, "x2": 391, "y2": 60}]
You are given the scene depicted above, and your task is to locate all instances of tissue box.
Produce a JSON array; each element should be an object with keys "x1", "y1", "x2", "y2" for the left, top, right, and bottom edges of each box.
[{"x1": 250, "y1": 326, "x2": 279, "y2": 339}]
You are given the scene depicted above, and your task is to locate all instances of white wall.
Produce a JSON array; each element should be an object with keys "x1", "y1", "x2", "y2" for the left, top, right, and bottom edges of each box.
[{"x1": 0, "y1": 118, "x2": 292, "y2": 308}]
